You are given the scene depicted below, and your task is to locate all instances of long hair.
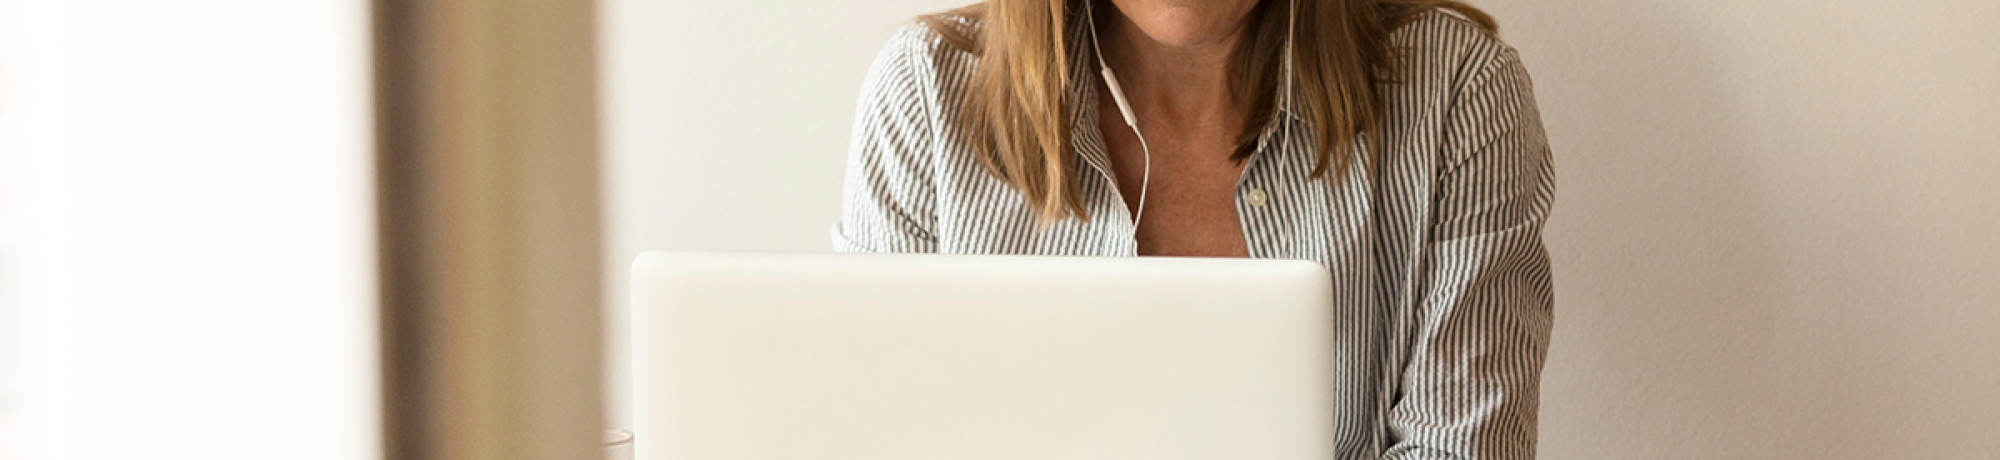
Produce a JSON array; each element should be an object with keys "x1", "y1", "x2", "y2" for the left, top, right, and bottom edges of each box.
[{"x1": 919, "y1": 0, "x2": 1496, "y2": 223}]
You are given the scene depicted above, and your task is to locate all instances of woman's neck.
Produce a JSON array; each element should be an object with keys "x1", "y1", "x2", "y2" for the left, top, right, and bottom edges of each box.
[{"x1": 1097, "y1": 11, "x2": 1247, "y2": 126}]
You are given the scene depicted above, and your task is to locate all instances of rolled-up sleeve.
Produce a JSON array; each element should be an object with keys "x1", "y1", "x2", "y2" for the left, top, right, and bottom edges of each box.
[
  {"x1": 1384, "y1": 46, "x2": 1556, "y2": 460},
  {"x1": 832, "y1": 25, "x2": 942, "y2": 253}
]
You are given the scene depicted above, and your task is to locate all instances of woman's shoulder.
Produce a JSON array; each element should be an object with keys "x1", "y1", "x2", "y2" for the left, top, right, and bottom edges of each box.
[
  {"x1": 848, "y1": 13, "x2": 985, "y2": 170},
  {"x1": 871, "y1": 12, "x2": 981, "y2": 84},
  {"x1": 1388, "y1": 9, "x2": 1526, "y2": 88}
]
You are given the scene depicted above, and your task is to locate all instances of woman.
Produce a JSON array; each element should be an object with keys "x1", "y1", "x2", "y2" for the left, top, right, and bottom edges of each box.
[{"x1": 834, "y1": 0, "x2": 1553, "y2": 458}]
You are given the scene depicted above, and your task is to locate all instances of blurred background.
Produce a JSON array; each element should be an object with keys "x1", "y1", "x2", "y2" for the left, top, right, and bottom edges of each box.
[
  {"x1": 3, "y1": 0, "x2": 1997, "y2": 459},
  {"x1": 1, "y1": 0, "x2": 379, "y2": 458}
]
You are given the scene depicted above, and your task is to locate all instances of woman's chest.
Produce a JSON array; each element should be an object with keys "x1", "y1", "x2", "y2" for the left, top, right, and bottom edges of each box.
[
  {"x1": 927, "y1": 96, "x2": 1447, "y2": 268},
  {"x1": 1097, "y1": 115, "x2": 1251, "y2": 258},
  {"x1": 930, "y1": 131, "x2": 1377, "y2": 269}
]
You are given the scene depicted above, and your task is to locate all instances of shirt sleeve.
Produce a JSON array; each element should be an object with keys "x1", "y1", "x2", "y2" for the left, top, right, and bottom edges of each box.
[
  {"x1": 831, "y1": 25, "x2": 944, "y2": 253},
  {"x1": 1383, "y1": 46, "x2": 1557, "y2": 460}
]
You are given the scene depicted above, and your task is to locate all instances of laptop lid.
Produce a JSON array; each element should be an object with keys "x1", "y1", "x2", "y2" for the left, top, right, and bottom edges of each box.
[{"x1": 631, "y1": 251, "x2": 1334, "y2": 460}]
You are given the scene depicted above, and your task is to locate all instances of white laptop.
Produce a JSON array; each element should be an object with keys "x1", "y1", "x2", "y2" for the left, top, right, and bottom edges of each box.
[{"x1": 631, "y1": 251, "x2": 1334, "y2": 460}]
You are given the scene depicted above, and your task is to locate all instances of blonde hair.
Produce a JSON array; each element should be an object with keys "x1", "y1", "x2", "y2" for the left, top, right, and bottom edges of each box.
[{"x1": 920, "y1": 0, "x2": 1496, "y2": 223}]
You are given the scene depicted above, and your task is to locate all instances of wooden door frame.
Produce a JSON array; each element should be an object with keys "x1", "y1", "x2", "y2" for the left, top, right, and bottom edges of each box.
[{"x1": 372, "y1": 1, "x2": 606, "y2": 458}]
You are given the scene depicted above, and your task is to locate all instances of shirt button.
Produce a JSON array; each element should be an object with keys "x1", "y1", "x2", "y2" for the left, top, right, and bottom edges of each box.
[{"x1": 1246, "y1": 188, "x2": 1269, "y2": 208}]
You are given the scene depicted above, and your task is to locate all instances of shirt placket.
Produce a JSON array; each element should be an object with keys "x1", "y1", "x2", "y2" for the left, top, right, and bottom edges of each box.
[{"x1": 1237, "y1": 113, "x2": 1307, "y2": 259}]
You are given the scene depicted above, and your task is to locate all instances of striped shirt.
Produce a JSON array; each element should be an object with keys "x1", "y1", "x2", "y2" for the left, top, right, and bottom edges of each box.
[{"x1": 832, "y1": 10, "x2": 1554, "y2": 460}]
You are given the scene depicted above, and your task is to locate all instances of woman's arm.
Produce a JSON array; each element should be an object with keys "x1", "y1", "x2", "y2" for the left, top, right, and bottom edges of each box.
[
  {"x1": 1383, "y1": 46, "x2": 1557, "y2": 460},
  {"x1": 832, "y1": 26, "x2": 943, "y2": 253}
]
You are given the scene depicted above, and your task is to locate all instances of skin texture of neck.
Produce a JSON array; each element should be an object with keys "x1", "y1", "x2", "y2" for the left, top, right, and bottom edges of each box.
[{"x1": 1097, "y1": 8, "x2": 1248, "y2": 129}]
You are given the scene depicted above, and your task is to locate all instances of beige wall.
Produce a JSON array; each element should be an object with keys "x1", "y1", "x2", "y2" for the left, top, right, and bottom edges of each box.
[
  {"x1": 601, "y1": 0, "x2": 2000, "y2": 457},
  {"x1": 1485, "y1": 1, "x2": 2000, "y2": 458}
]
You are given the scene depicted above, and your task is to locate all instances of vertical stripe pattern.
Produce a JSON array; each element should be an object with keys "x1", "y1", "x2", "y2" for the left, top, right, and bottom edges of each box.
[{"x1": 833, "y1": 10, "x2": 1555, "y2": 460}]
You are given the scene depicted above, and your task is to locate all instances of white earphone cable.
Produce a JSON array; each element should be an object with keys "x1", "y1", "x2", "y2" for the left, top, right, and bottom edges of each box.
[
  {"x1": 1087, "y1": 2, "x2": 1152, "y2": 235},
  {"x1": 1089, "y1": 0, "x2": 1294, "y2": 242},
  {"x1": 1280, "y1": 0, "x2": 1298, "y2": 168}
]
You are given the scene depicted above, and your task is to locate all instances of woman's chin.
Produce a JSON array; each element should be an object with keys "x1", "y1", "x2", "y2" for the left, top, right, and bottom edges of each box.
[{"x1": 1115, "y1": 2, "x2": 1258, "y2": 49}]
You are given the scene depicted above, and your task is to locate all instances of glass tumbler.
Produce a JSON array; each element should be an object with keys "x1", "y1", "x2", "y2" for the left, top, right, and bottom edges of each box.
[{"x1": 603, "y1": 428, "x2": 634, "y2": 460}]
